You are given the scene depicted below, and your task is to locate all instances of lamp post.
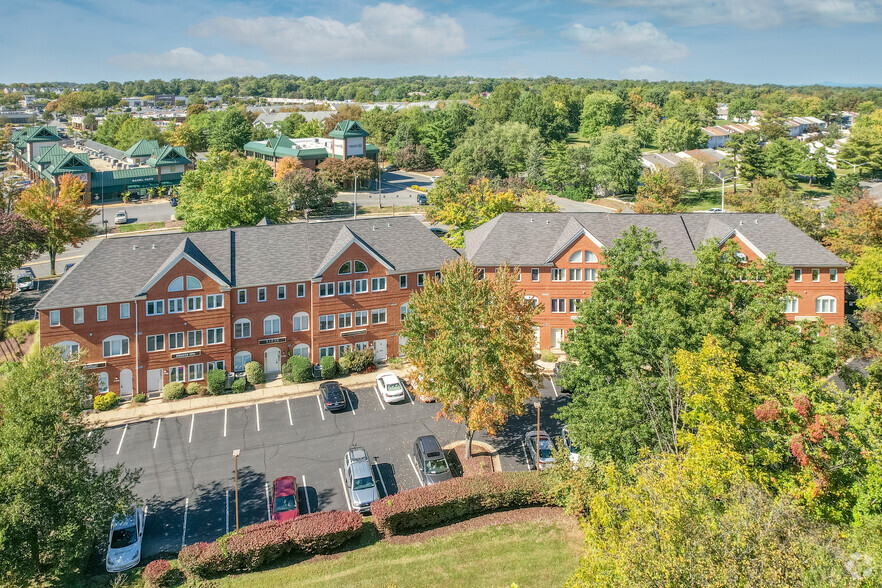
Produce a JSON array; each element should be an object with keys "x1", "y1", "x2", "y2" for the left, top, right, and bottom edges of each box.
[
  {"x1": 840, "y1": 159, "x2": 871, "y2": 174},
  {"x1": 353, "y1": 172, "x2": 358, "y2": 219},
  {"x1": 533, "y1": 400, "x2": 541, "y2": 473},
  {"x1": 709, "y1": 171, "x2": 734, "y2": 212},
  {"x1": 232, "y1": 449, "x2": 240, "y2": 531}
]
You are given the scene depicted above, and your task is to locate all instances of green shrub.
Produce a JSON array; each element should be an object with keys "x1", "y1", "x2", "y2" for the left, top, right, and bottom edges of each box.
[
  {"x1": 245, "y1": 361, "x2": 265, "y2": 385},
  {"x1": 187, "y1": 382, "x2": 207, "y2": 396},
  {"x1": 206, "y1": 369, "x2": 226, "y2": 395},
  {"x1": 282, "y1": 355, "x2": 312, "y2": 383},
  {"x1": 338, "y1": 348, "x2": 374, "y2": 374},
  {"x1": 231, "y1": 378, "x2": 247, "y2": 394},
  {"x1": 92, "y1": 391, "x2": 119, "y2": 411},
  {"x1": 320, "y1": 355, "x2": 337, "y2": 379},
  {"x1": 540, "y1": 349, "x2": 557, "y2": 363},
  {"x1": 133, "y1": 393, "x2": 147, "y2": 403},
  {"x1": 142, "y1": 559, "x2": 179, "y2": 587},
  {"x1": 5, "y1": 320, "x2": 37, "y2": 344},
  {"x1": 162, "y1": 382, "x2": 187, "y2": 400}
]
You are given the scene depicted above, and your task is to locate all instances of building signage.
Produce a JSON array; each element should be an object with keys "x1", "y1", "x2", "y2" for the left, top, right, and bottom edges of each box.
[
  {"x1": 259, "y1": 337, "x2": 287, "y2": 345},
  {"x1": 82, "y1": 361, "x2": 107, "y2": 370},
  {"x1": 341, "y1": 329, "x2": 367, "y2": 338},
  {"x1": 171, "y1": 350, "x2": 201, "y2": 359}
]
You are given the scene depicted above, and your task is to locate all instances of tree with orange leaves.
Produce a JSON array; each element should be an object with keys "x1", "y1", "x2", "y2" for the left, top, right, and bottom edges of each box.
[
  {"x1": 273, "y1": 156, "x2": 302, "y2": 180},
  {"x1": 15, "y1": 175, "x2": 93, "y2": 275}
]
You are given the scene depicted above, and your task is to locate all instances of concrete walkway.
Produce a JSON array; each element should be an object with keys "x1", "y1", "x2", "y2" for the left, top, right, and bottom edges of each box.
[{"x1": 88, "y1": 367, "x2": 408, "y2": 428}]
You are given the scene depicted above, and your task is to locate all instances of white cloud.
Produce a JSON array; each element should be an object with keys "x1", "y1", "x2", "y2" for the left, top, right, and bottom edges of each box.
[
  {"x1": 188, "y1": 3, "x2": 467, "y2": 64},
  {"x1": 107, "y1": 47, "x2": 267, "y2": 76},
  {"x1": 619, "y1": 65, "x2": 667, "y2": 80},
  {"x1": 564, "y1": 21, "x2": 689, "y2": 62}
]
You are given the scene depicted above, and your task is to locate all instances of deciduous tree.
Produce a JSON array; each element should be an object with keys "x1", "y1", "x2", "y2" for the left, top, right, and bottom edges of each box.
[
  {"x1": 633, "y1": 168, "x2": 684, "y2": 213},
  {"x1": 273, "y1": 156, "x2": 302, "y2": 180},
  {"x1": 654, "y1": 119, "x2": 706, "y2": 152},
  {"x1": 588, "y1": 131, "x2": 641, "y2": 194},
  {"x1": 276, "y1": 168, "x2": 336, "y2": 216},
  {"x1": 579, "y1": 92, "x2": 625, "y2": 139},
  {"x1": 209, "y1": 108, "x2": 253, "y2": 151},
  {"x1": 0, "y1": 213, "x2": 46, "y2": 285}
]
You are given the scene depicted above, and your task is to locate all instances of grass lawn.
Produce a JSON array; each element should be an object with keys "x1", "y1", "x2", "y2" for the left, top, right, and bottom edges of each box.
[
  {"x1": 118, "y1": 221, "x2": 165, "y2": 233},
  {"x1": 214, "y1": 516, "x2": 583, "y2": 588},
  {"x1": 565, "y1": 132, "x2": 590, "y2": 146}
]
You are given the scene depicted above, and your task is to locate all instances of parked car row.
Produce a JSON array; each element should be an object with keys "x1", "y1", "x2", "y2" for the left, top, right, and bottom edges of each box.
[{"x1": 525, "y1": 426, "x2": 586, "y2": 471}]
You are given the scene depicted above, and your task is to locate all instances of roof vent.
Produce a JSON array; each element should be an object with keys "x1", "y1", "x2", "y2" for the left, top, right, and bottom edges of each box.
[
  {"x1": 530, "y1": 218, "x2": 534, "y2": 222},
  {"x1": 739, "y1": 220, "x2": 743, "y2": 226},
  {"x1": 372, "y1": 225, "x2": 377, "y2": 231},
  {"x1": 151, "y1": 244, "x2": 157, "y2": 249},
  {"x1": 546, "y1": 220, "x2": 550, "y2": 224},
  {"x1": 754, "y1": 219, "x2": 758, "y2": 224},
  {"x1": 133, "y1": 244, "x2": 138, "y2": 250},
  {"x1": 386, "y1": 222, "x2": 391, "y2": 227}
]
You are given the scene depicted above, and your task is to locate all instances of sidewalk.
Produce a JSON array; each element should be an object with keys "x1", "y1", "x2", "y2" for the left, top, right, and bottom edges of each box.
[{"x1": 87, "y1": 368, "x2": 408, "y2": 428}]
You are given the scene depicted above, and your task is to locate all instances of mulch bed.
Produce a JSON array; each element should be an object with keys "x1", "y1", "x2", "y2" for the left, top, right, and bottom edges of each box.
[
  {"x1": 447, "y1": 444, "x2": 494, "y2": 478},
  {"x1": 0, "y1": 333, "x2": 34, "y2": 362}
]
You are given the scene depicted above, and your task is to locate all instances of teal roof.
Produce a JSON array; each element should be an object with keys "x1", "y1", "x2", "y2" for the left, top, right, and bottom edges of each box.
[
  {"x1": 146, "y1": 145, "x2": 190, "y2": 167},
  {"x1": 12, "y1": 125, "x2": 61, "y2": 150},
  {"x1": 125, "y1": 139, "x2": 160, "y2": 158},
  {"x1": 34, "y1": 144, "x2": 69, "y2": 166},
  {"x1": 328, "y1": 120, "x2": 370, "y2": 139},
  {"x1": 44, "y1": 152, "x2": 93, "y2": 176}
]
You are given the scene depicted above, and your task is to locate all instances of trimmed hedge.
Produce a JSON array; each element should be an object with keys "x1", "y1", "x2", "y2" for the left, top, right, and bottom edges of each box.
[
  {"x1": 245, "y1": 361, "x2": 265, "y2": 385},
  {"x1": 142, "y1": 559, "x2": 178, "y2": 587},
  {"x1": 338, "y1": 348, "x2": 374, "y2": 374},
  {"x1": 187, "y1": 382, "x2": 207, "y2": 397},
  {"x1": 206, "y1": 369, "x2": 226, "y2": 395},
  {"x1": 178, "y1": 510, "x2": 362, "y2": 577},
  {"x1": 370, "y1": 471, "x2": 553, "y2": 536},
  {"x1": 282, "y1": 355, "x2": 312, "y2": 383},
  {"x1": 320, "y1": 355, "x2": 337, "y2": 379},
  {"x1": 231, "y1": 378, "x2": 247, "y2": 394},
  {"x1": 162, "y1": 382, "x2": 186, "y2": 400},
  {"x1": 92, "y1": 391, "x2": 119, "y2": 411}
]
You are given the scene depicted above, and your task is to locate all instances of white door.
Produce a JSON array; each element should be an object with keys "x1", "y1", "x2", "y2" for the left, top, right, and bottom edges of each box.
[
  {"x1": 532, "y1": 327, "x2": 541, "y2": 351},
  {"x1": 146, "y1": 369, "x2": 163, "y2": 394},
  {"x1": 119, "y1": 369, "x2": 133, "y2": 399},
  {"x1": 264, "y1": 347, "x2": 282, "y2": 374},
  {"x1": 373, "y1": 339, "x2": 387, "y2": 362},
  {"x1": 551, "y1": 328, "x2": 563, "y2": 349}
]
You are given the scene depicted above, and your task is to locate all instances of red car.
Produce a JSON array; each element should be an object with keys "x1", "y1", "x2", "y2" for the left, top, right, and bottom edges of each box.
[{"x1": 270, "y1": 476, "x2": 299, "y2": 522}]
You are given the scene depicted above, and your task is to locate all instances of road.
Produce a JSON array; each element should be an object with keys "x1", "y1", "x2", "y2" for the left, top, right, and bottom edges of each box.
[
  {"x1": 334, "y1": 170, "x2": 434, "y2": 208},
  {"x1": 93, "y1": 377, "x2": 568, "y2": 557},
  {"x1": 90, "y1": 199, "x2": 176, "y2": 227}
]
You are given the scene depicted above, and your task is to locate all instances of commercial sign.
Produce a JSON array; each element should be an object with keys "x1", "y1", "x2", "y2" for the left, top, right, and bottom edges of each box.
[
  {"x1": 259, "y1": 337, "x2": 286, "y2": 345},
  {"x1": 171, "y1": 350, "x2": 201, "y2": 359},
  {"x1": 82, "y1": 361, "x2": 107, "y2": 370}
]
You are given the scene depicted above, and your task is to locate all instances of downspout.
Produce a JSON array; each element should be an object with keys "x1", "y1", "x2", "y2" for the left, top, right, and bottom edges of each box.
[{"x1": 134, "y1": 300, "x2": 140, "y2": 396}]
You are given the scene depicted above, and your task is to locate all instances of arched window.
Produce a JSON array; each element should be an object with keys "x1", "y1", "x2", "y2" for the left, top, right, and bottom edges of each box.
[
  {"x1": 292, "y1": 343, "x2": 310, "y2": 358},
  {"x1": 734, "y1": 251, "x2": 748, "y2": 262},
  {"x1": 234, "y1": 351, "x2": 252, "y2": 372},
  {"x1": 186, "y1": 275, "x2": 202, "y2": 290},
  {"x1": 584, "y1": 251, "x2": 598, "y2": 263},
  {"x1": 354, "y1": 260, "x2": 368, "y2": 273},
  {"x1": 569, "y1": 251, "x2": 582, "y2": 263},
  {"x1": 55, "y1": 341, "x2": 80, "y2": 360},
  {"x1": 98, "y1": 372, "x2": 109, "y2": 393},
  {"x1": 293, "y1": 312, "x2": 310, "y2": 332},
  {"x1": 168, "y1": 276, "x2": 184, "y2": 292},
  {"x1": 233, "y1": 319, "x2": 251, "y2": 339},
  {"x1": 338, "y1": 261, "x2": 352, "y2": 275},
  {"x1": 264, "y1": 315, "x2": 281, "y2": 336},
  {"x1": 102, "y1": 335, "x2": 129, "y2": 357},
  {"x1": 816, "y1": 296, "x2": 837, "y2": 314}
]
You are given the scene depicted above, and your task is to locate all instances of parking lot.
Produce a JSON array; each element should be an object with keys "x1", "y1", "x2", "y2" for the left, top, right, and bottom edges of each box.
[{"x1": 95, "y1": 377, "x2": 567, "y2": 557}]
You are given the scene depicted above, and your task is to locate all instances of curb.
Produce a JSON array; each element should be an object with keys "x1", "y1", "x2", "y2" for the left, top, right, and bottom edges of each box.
[{"x1": 444, "y1": 440, "x2": 502, "y2": 473}]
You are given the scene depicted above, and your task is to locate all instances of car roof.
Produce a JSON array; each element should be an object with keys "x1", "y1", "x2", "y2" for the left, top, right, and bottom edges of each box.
[
  {"x1": 273, "y1": 476, "x2": 296, "y2": 495},
  {"x1": 377, "y1": 372, "x2": 398, "y2": 383},
  {"x1": 349, "y1": 458, "x2": 373, "y2": 478},
  {"x1": 112, "y1": 513, "x2": 137, "y2": 529},
  {"x1": 416, "y1": 435, "x2": 443, "y2": 455},
  {"x1": 348, "y1": 446, "x2": 369, "y2": 461},
  {"x1": 321, "y1": 381, "x2": 342, "y2": 391}
]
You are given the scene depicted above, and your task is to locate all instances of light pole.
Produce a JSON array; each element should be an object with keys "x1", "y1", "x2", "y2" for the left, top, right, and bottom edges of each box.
[
  {"x1": 232, "y1": 449, "x2": 240, "y2": 531},
  {"x1": 352, "y1": 172, "x2": 358, "y2": 219},
  {"x1": 840, "y1": 159, "x2": 871, "y2": 175},
  {"x1": 709, "y1": 171, "x2": 734, "y2": 212},
  {"x1": 533, "y1": 400, "x2": 541, "y2": 473}
]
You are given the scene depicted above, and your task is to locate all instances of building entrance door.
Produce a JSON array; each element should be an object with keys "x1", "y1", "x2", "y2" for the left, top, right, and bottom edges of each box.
[
  {"x1": 264, "y1": 347, "x2": 282, "y2": 374},
  {"x1": 373, "y1": 339, "x2": 387, "y2": 362},
  {"x1": 146, "y1": 369, "x2": 163, "y2": 395}
]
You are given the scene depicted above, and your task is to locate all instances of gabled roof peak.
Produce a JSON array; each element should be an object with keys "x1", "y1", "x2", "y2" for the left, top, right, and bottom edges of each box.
[{"x1": 329, "y1": 120, "x2": 369, "y2": 139}]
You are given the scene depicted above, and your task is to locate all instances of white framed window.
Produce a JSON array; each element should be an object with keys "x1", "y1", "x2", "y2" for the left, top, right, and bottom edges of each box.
[
  {"x1": 208, "y1": 360, "x2": 225, "y2": 372},
  {"x1": 146, "y1": 300, "x2": 164, "y2": 316},
  {"x1": 168, "y1": 332, "x2": 184, "y2": 349},
  {"x1": 830, "y1": 269, "x2": 838, "y2": 282},
  {"x1": 168, "y1": 298, "x2": 184, "y2": 313},
  {"x1": 188, "y1": 363, "x2": 204, "y2": 381},
  {"x1": 237, "y1": 289, "x2": 247, "y2": 304},
  {"x1": 146, "y1": 334, "x2": 165, "y2": 352},
  {"x1": 816, "y1": 296, "x2": 837, "y2": 314},
  {"x1": 98, "y1": 372, "x2": 109, "y2": 393},
  {"x1": 293, "y1": 312, "x2": 309, "y2": 332},
  {"x1": 97, "y1": 305, "x2": 107, "y2": 322},
  {"x1": 169, "y1": 366, "x2": 185, "y2": 383},
  {"x1": 585, "y1": 268, "x2": 597, "y2": 282},
  {"x1": 264, "y1": 315, "x2": 281, "y2": 335},
  {"x1": 585, "y1": 251, "x2": 598, "y2": 263},
  {"x1": 784, "y1": 297, "x2": 799, "y2": 313},
  {"x1": 187, "y1": 296, "x2": 202, "y2": 312},
  {"x1": 371, "y1": 277, "x2": 387, "y2": 292},
  {"x1": 102, "y1": 335, "x2": 129, "y2": 357},
  {"x1": 354, "y1": 310, "x2": 369, "y2": 327},
  {"x1": 354, "y1": 279, "x2": 368, "y2": 294},
  {"x1": 186, "y1": 276, "x2": 202, "y2": 290},
  {"x1": 277, "y1": 285, "x2": 286, "y2": 300},
  {"x1": 435, "y1": 271, "x2": 442, "y2": 281},
  {"x1": 49, "y1": 310, "x2": 60, "y2": 326},
  {"x1": 233, "y1": 319, "x2": 251, "y2": 339},
  {"x1": 319, "y1": 346, "x2": 335, "y2": 358},
  {"x1": 794, "y1": 268, "x2": 802, "y2": 282},
  {"x1": 371, "y1": 308, "x2": 387, "y2": 324},
  {"x1": 234, "y1": 351, "x2": 252, "y2": 372},
  {"x1": 339, "y1": 344, "x2": 352, "y2": 355},
  {"x1": 338, "y1": 312, "x2": 352, "y2": 329},
  {"x1": 338, "y1": 261, "x2": 352, "y2": 275},
  {"x1": 319, "y1": 314, "x2": 335, "y2": 331},
  {"x1": 417, "y1": 273, "x2": 425, "y2": 287},
  {"x1": 120, "y1": 303, "x2": 130, "y2": 319},
  {"x1": 168, "y1": 276, "x2": 184, "y2": 292},
  {"x1": 399, "y1": 274, "x2": 407, "y2": 288},
  {"x1": 569, "y1": 299, "x2": 581, "y2": 313},
  {"x1": 338, "y1": 280, "x2": 352, "y2": 295},
  {"x1": 551, "y1": 298, "x2": 566, "y2": 313},
  {"x1": 531, "y1": 268, "x2": 540, "y2": 281},
  {"x1": 292, "y1": 344, "x2": 309, "y2": 358},
  {"x1": 207, "y1": 327, "x2": 224, "y2": 345},
  {"x1": 296, "y1": 283, "x2": 306, "y2": 298},
  {"x1": 257, "y1": 287, "x2": 267, "y2": 302},
  {"x1": 569, "y1": 268, "x2": 582, "y2": 282},
  {"x1": 354, "y1": 260, "x2": 368, "y2": 273},
  {"x1": 400, "y1": 303, "x2": 409, "y2": 322},
  {"x1": 551, "y1": 268, "x2": 565, "y2": 282},
  {"x1": 569, "y1": 251, "x2": 582, "y2": 263},
  {"x1": 354, "y1": 341, "x2": 370, "y2": 351},
  {"x1": 525, "y1": 295, "x2": 539, "y2": 308},
  {"x1": 187, "y1": 330, "x2": 203, "y2": 347},
  {"x1": 55, "y1": 341, "x2": 79, "y2": 359},
  {"x1": 812, "y1": 268, "x2": 820, "y2": 282},
  {"x1": 73, "y1": 307, "x2": 84, "y2": 324},
  {"x1": 319, "y1": 283, "x2": 335, "y2": 297},
  {"x1": 206, "y1": 294, "x2": 223, "y2": 309},
  {"x1": 476, "y1": 268, "x2": 485, "y2": 280}
]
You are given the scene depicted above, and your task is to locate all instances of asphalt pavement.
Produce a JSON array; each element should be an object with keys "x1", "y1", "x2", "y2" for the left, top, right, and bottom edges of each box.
[{"x1": 93, "y1": 377, "x2": 568, "y2": 557}]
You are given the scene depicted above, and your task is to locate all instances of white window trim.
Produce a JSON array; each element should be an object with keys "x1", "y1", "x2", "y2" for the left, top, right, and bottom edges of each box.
[
  {"x1": 277, "y1": 285, "x2": 286, "y2": 300},
  {"x1": 296, "y1": 284, "x2": 306, "y2": 298},
  {"x1": 168, "y1": 332, "x2": 185, "y2": 350},
  {"x1": 146, "y1": 334, "x2": 165, "y2": 352},
  {"x1": 319, "y1": 283, "x2": 335, "y2": 298},
  {"x1": 399, "y1": 274, "x2": 407, "y2": 288},
  {"x1": 187, "y1": 330, "x2": 203, "y2": 348},
  {"x1": 146, "y1": 300, "x2": 165, "y2": 316},
  {"x1": 257, "y1": 287, "x2": 267, "y2": 302},
  {"x1": 237, "y1": 289, "x2": 247, "y2": 304},
  {"x1": 187, "y1": 295, "x2": 202, "y2": 312},
  {"x1": 293, "y1": 312, "x2": 310, "y2": 332},
  {"x1": 119, "y1": 303, "x2": 130, "y2": 319},
  {"x1": 207, "y1": 327, "x2": 224, "y2": 345},
  {"x1": 319, "y1": 314, "x2": 335, "y2": 332},
  {"x1": 264, "y1": 315, "x2": 281, "y2": 336},
  {"x1": 49, "y1": 310, "x2": 61, "y2": 327},
  {"x1": 97, "y1": 305, "x2": 107, "y2": 322},
  {"x1": 371, "y1": 277, "x2": 387, "y2": 292},
  {"x1": 354, "y1": 279, "x2": 368, "y2": 294},
  {"x1": 73, "y1": 307, "x2": 84, "y2": 324},
  {"x1": 234, "y1": 319, "x2": 251, "y2": 339},
  {"x1": 206, "y1": 294, "x2": 223, "y2": 309}
]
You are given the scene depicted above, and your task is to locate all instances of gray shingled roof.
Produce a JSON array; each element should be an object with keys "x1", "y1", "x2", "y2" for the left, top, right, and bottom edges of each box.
[
  {"x1": 464, "y1": 212, "x2": 846, "y2": 269},
  {"x1": 36, "y1": 216, "x2": 460, "y2": 310}
]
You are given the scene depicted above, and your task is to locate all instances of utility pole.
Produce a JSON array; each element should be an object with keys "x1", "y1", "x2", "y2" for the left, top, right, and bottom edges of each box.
[
  {"x1": 533, "y1": 400, "x2": 541, "y2": 474},
  {"x1": 232, "y1": 449, "x2": 240, "y2": 530},
  {"x1": 353, "y1": 172, "x2": 358, "y2": 219}
]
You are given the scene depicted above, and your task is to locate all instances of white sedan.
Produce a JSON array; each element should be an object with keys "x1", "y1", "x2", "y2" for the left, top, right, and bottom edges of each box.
[
  {"x1": 106, "y1": 506, "x2": 145, "y2": 573},
  {"x1": 376, "y1": 371, "x2": 407, "y2": 403}
]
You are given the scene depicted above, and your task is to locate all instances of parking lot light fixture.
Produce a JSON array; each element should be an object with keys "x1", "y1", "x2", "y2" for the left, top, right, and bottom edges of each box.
[
  {"x1": 533, "y1": 401, "x2": 541, "y2": 473},
  {"x1": 232, "y1": 449, "x2": 240, "y2": 530}
]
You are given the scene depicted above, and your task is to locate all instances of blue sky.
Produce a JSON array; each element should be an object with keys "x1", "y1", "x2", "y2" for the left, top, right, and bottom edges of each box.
[{"x1": 3, "y1": 0, "x2": 882, "y2": 85}]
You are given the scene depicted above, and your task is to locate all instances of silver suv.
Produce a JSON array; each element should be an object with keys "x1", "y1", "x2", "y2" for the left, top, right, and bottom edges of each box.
[
  {"x1": 412, "y1": 435, "x2": 453, "y2": 485},
  {"x1": 343, "y1": 446, "x2": 379, "y2": 513}
]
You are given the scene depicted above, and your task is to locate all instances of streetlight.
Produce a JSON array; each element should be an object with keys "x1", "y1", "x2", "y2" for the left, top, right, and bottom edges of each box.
[
  {"x1": 840, "y1": 159, "x2": 871, "y2": 174},
  {"x1": 352, "y1": 172, "x2": 358, "y2": 219},
  {"x1": 533, "y1": 400, "x2": 541, "y2": 474},
  {"x1": 709, "y1": 170, "x2": 735, "y2": 212},
  {"x1": 232, "y1": 449, "x2": 240, "y2": 531}
]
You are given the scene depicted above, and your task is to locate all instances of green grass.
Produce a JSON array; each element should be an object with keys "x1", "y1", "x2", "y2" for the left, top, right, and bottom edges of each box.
[
  {"x1": 118, "y1": 221, "x2": 165, "y2": 233},
  {"x1": 565, "y1": 132, "x2": 590, "y2": 146}
]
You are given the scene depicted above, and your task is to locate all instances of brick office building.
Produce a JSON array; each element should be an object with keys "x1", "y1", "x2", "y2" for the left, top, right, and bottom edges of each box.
[{"x1": 463, "y1": 212, "x2": 847, "y2": 351}]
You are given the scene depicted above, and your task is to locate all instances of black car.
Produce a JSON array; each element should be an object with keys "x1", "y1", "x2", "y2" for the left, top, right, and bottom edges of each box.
[
  {"x1": 416, "y1": 193, "x2": 428, "y2": 205},
  {"x1": 320, "y1": 381, "x2": 347, "y2": 412}
]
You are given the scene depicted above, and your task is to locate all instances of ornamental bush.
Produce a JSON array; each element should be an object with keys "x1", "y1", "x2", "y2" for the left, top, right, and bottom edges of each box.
[
  {"x1": 320, "y1": 355, "x2": 337, "y2": 379},
  {"x1": 5, "y1": 320, "x2": 37, "y2": 344},
  {"x1": 133, "y1": 393, "x2": 147, "y2": 403},
  {"x1": 206, "y1": 369, "x2": 226, "y2": 395},
  {"x1": 142, "y1": 559, "x2": 179, "y2": 587},
  {"x1": 231, "y1": 378, "x2": 247, "y2": 394},
  {"x1": 186, "y1": 382, "x2": 206, "y2": 397},
  {"x1": 338, "y1": 348, "x2": 374, "y2": 374},
  {"x1": 92, "y1": 391, "x2": 119, "y2": 411},
  {"x1": 162, "y1": 382, "x2": 186, "y2": 400},
  {"x1": 282, "y1": 355, "x2": 312, "y2": 383},
  {"x1": 245, "y1": 361, "x2": 265, "y2": 385},
  {"x1": 370, "y1": 471, "x2": 554, "y2": 536}
]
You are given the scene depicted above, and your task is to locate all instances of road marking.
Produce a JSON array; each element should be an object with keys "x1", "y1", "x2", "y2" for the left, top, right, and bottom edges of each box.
[
  {"x1": 116, "y1": 424, "x2": 127, "y2": 455},
  {"x1": 316, "y1": 395, "x2": 325, "y2": 420},
  {"x1": 407, "y1": 453, "x2": 425, "y2": 487},
  {"x1": 338, "y1": 468, "x2": 353, "y2": 512},
  {"x1": 373, "y1": 457, "x2": 389, "y2": 497},
  {"x1": 286, "y1": 399, "x2": 293, "y2": 426},
  {"x1": 152, "y1": 418, "x2": 162, "y2": 449},
  {"x1": 225, "y1": 490, "x2": 230, "y2": 534},
  {"x1": 522, "y1": 440, "x2": 532, "y2": 471},
  {"x1": 302, "y1": 476, "x2": 311, "y2": 514},
  {"x1": 223, "y1": 408, "x2": 228, "y2": 437},
  {"x1": 549, "y1": 377, "x2": 558, "y2": 398},
  {"x1": 181, "y1": 497, "x2": 189, "y2": 547},
  {"x1": 408, "y1": 386, "x2": 415, "y2": 404},
  {"x1": 346, "y1": 389, "x2": 356, "y2": 415},
  {"x1": 188, "y1": 414, "x2": 195, "y2": 443},
  {"x1": 255, "y1": 403, "x2": 261, "y2": 432},
  {"x1": 373, "y1": 386, "x2": 386, "y2": 409},
  {"x1": 264, "y1": 482, "x2": 271, "y2": 521}
]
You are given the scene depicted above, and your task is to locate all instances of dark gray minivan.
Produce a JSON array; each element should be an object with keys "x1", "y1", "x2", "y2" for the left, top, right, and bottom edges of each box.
[{"x1": 412, "y1": 435, "x2": 453, "y2": 485}]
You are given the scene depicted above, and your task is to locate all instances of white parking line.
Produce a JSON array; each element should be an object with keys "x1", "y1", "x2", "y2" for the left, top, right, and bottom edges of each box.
[
  {"x1": 316, "y1": 395, "x2": 325, "y2": 420},
  {"x1": 522, "y1": 440, "x2": 532, "y2": 471},
  {"x1": 405, "y1": 384, "x2": 415, "y2": 405},
  {"x1": 188, "y1": 414, "x2": 195, "y2": 443},
  {"x1": 181, "y1": 497, "x2": 189, "y2": 547},
  {"x1": 255, "y1": 403, "x2": 261, "y2": 432},
  {"x1": 407, "y1": 453, "x2": 425, "y2": 487},
  {"x1": 116, "y1": 424, "x2": 128, "y2": 455},
  {"x1": 152, "y1": 418, "x2": 162, "y2": 449},
  {"x1": 338, "y1": 468, "x2": 353, "y2": 512},
  {"x1": 549, "y1": 377, "x2": 559, "y2": 398},
  {"x1": 286, "y1": 399, "x2": 293, "y2": 426},
  {"x1": 264, "y1": 482, "x2": 271, "y2": 520},
  {"x1": 373, "y1": 386, "x2": 386, "y2": 409},
  {"x1": 225, "y1": 490, "x2": 230, "y2": 534},
  {"x1": 373, "y1": 457, "x2": 389, "y2": 497},
  {"x1": 302, "y1": 475, "x2": 311, "y2": 514},
  {"x1": 223, "y1": 408, "x2": 228, "y2": 437},
  {"x1": 345, "y1": 389, "x2": 356, "y2": 415}
]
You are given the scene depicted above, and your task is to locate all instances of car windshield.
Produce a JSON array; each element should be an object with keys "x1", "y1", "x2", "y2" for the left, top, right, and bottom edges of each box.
[
  {"x1": 110, "y1": 525, "x2": 137, "y2": 549},
  {"x1": 538, "y1": 439, "x2": 553, "y2": 460},
  {"x1": 385, "y1": 381, "x2": 402, "y2": 392},
  {"x1": 425, "y1": 457, "x2": 448, "y2": 475},
  {"x1": 274, "y1": 494, "x2": 296, "y2": 513},
  {"x1": 353, "y1": 476, "x2": 375, "y2": 491}
]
